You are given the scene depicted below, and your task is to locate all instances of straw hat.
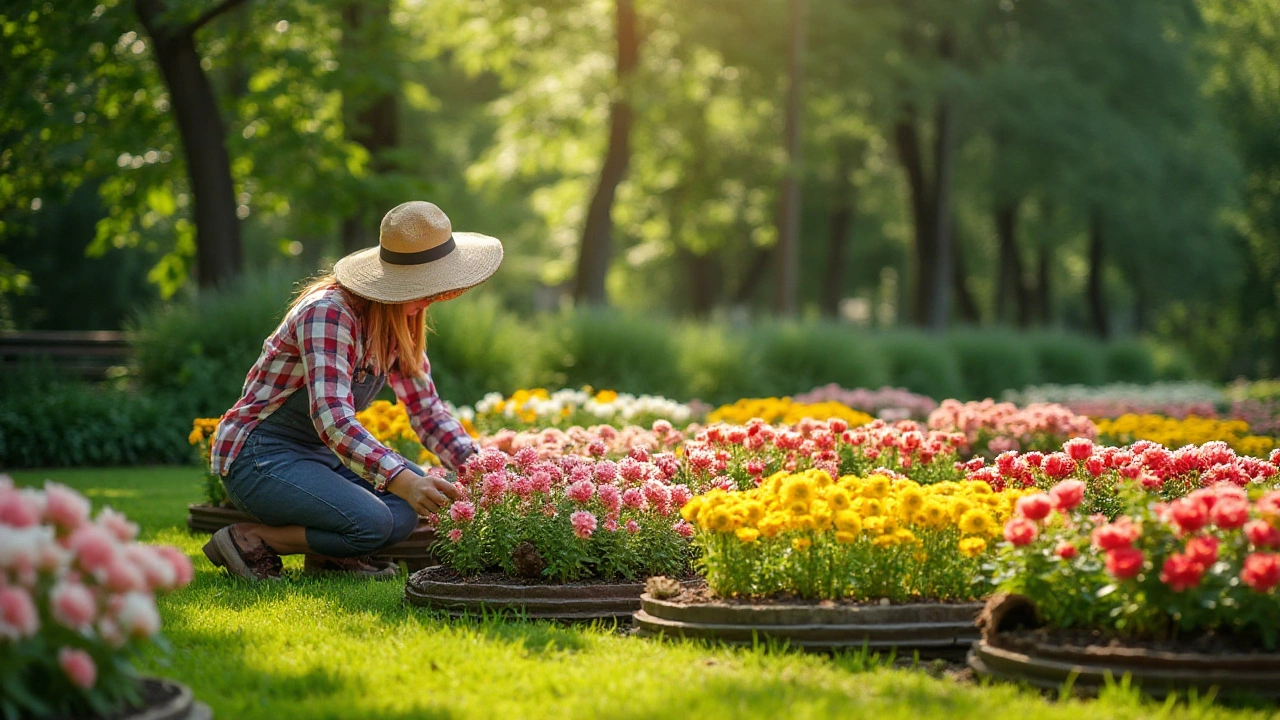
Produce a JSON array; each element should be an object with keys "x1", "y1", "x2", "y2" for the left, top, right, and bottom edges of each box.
[{"x1": 334, "y1": 201, "x2": 504, "y2": 303}]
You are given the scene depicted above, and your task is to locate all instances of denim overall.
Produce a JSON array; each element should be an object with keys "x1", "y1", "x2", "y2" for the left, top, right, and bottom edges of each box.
[{"x1": 222, "y1": 370, "x2": 420, "y2": 557}]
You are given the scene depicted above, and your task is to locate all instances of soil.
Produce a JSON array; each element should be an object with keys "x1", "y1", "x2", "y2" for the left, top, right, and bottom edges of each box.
[
  {"x1": 994, "y1": 626, "x2": 1277, "y2": 656},
  {"x1": 419, "y1": 565, "x2": 699, "y2": 588},
  {"x1": 40, "y1": 678, "x2": 183, "y2": 720},
  {"x1": 657, "y1": 581, "x2": 982, "y2": 608}
]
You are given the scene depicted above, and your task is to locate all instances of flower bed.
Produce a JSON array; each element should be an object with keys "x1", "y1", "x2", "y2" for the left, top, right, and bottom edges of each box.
[
  {"x1": 479, "y1": 422, "x2": 685, "y2": 460},
  {"x1": 406, "y1": 448, "x2": 698, "y2": 620},
  {"x1": 0, "y1": 478, "x2": 199, "y2": 718},
  {"x1": 927, "y1": 399, "x2": 1097, "y2": 456},
  {"x1": 461, "y1": 388, "x2": 702, "y2": 434},
  {"x1": 793, "y1": 384, "x2": 938, "y2": 421},
  {"x1": 1096, "y1": 413, "x2": 1276, "y2": 457},
  {"x1": 970, "y1": 481, "x2": 1280, "y2": 697},
  {"x1": 633, "y1": 471, "x2": 1026, "y2": 656},
  {"x1": 707, "y1": 398, "x2": 874, "y2": 427}
]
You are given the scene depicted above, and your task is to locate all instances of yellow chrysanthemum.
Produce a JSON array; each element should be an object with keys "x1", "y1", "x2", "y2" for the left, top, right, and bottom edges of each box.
[
  {"x1": 834, "y1": 511, "x2": 863, "y2": 534},
  {"x1": 958, "y1": 509, "x2": 996, "y2": 537},
  {"x1": 780, "y1": 475, "x2": 818, "y2": 507},
  {"x1": 958, "y1": 537, "x2": 988, "y2": 558},
  {"x1": 825, "y1": 487, "x2": 853, "y2": 511},
  {"x1": 863, "y1": 474, "x2": 892, "y2": 499},
  {"x1": 736, "y1": 527, "x2": 760, "y2": 544},
  {"x1": 835, "y1": 530, "x2": 859, "y2": 545},
  {"x1": 791, "y1": 537, "x2": 812, "y2": 552}
]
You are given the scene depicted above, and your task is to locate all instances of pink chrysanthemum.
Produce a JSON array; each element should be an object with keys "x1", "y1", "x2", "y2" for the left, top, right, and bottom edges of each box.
[{"x1": 570, "y1": 511, "x2": 597, "y2": 539}]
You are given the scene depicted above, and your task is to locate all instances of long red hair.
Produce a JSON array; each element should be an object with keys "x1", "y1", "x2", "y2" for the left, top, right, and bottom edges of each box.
[{"x1": 286, "y1": 274, "x2": 427, "y2": 378}]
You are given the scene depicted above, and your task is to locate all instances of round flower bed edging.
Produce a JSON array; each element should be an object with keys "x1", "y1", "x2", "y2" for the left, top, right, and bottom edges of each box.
[
  {"x1": 967, "y1": 637, "x2": 1280, "y2": 700},
  {"x1": 633, "y1": 594, "x2": 982, "y2": 659},
  {"x1": 95, "y1": 677, "x2": 213, "y2": 720},
  {"x1": 187, "y1": 503, "x2": 437, "y2": 571},
  {"x1": 404, "y1": 565, "x2": 656, "y2": 621}
]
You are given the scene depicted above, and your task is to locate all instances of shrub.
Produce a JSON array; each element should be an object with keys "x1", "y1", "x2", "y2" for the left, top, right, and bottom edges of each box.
[
  {"x1": 1103, "y1": 339, "x2": 1159, "y2": 384},
  {"x1": 876, "y1": 332, "x2": 966, "y2": 400},
  {"x1": 750, "y1": 322, "x2": 891, "y2": 397},
  {"x1": 673, "y1": 322, "x2": 766, "y2": 404},
  {"x1": 1024, "y1": 332, "x2": 1108, "y2": 387},
  {"x1": 945, "y1": 329, "x2": 1039, "y2": 401},
  {"x1": 427, "y1": 293, "x2": 534, "y2": 404},
  {"x1": 0, "y1": 479, "x2": 193, "y2": 718},
  {"x1": 535, "y1": 309, "x2": 686, "y2": 399}
]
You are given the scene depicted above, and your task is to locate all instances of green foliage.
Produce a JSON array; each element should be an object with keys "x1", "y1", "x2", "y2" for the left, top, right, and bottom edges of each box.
[
  {"x1": 535, "y1": 308, "x2": 686, "y2": 399},
  {"x1": 749, "y1": 322, "x2": 891, "y2": 398},
  {"x1": 875, "y1": 333, "x2": 966, "y2": 401},
  {"x1": 1025, "y1": 332, "x2": 1108, "y2": 387},
  {"x1": 946, "y1": 329, "x2": 1040, "y2": 401},
  {"x1": 1103, "y1": 339, "x2": 1159, "y2": 385},
  {"x1": 673, "y1": 322, "x2": 767, "y2": 405},
  {"x1": 427, "y1": 292, "x2": 534, "y2": 404}
]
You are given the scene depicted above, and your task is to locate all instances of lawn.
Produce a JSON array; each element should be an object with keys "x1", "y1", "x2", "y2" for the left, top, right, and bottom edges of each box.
[{"x1": 8, "y1": 466, "x2": 1276, "y2": 720}]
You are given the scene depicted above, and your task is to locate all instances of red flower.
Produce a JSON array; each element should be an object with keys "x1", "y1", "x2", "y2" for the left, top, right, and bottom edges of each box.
[
  {"x1": 1184, "y1": 536, "x2": 1219, "y2": 567},
  {"x1": 1049, "y1": 480, "x2": 1086, "y2": 513},
  {"x1": 1092, "y1": 519, "x2": 1140, "y2": 550},
  {"x1": 1055, "y1": 542, "x2": 1078, "y2": 560},
  {"x1": 1084, "y1": 456, "x2": 1105, "y2": 478},
  {"x1": 1159, "y1": 553, "x2": 1204, "y2": 592},
  {"x1": 1042, "y1": 453, "x2": 1074, "y2": 480},
  {"x1": 1064, "y1": 438, "x2": 1094, "y2": 461},
  {"x1": 1168, "y1": 497, "x2": 1209, "y2": 535},
  {"x1": 1105, "y1": 547, "x2": 1145, "y2": 579},
  {"x1": 1003, "y1": 517, "x2": 1039, "y2": 546},
  {"x1": 1210, "y1": 497, "x2": 1250, "y2": 530},
  {"x1": 1016, "y1": 493, "x2": 1053, "y2": 522},
  {"x1": 1245, "y1": 519, "x2": 1280, "y2": 549},
  {"x1": 1241, "y1": 553, "x2": 1280, "y2": 593}
]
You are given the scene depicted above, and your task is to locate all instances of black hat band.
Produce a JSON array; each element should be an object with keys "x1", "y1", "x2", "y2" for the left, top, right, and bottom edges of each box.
[{"x1": 380, "y1": 236, "x2": 456, "y2": 265}]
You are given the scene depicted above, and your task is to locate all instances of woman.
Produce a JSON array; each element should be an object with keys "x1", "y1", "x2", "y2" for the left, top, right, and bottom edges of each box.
[{"x1": 203, "y1": 201, "x2": 502, "y2": 581}]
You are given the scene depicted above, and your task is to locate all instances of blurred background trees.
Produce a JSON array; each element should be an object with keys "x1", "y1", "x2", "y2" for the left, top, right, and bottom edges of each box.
[{"x1": 2, "y1": 0, "x2": 1278, "y2": 378}]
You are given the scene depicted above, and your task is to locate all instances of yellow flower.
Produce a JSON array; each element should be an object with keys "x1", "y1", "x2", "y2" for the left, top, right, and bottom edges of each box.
[
  {"x1": 780, "y1": 475, "x2": 818, "y2": 507},
  {"x1": 898, "y1": 487, "x2": 925, "y2": 515},
  {"x1": 736, "y1": 527, "x2": 760, "y2": 544},
  {"x1": 835, "y1": 530, "x2": 859, "y2": 545},
  {"x1": 835, "y1": 511, "x2": 863, "y2": 534},
  {"x1": 958, "y1": 537, "x2": 988, "y2": 558},
  {"x1": 707, "y1": 508, "x2": 734, "y2": 533},
  {"x1": 920, "y1": 502, "x2": 948, "y2": 528},
  {"x1": 825, "y1": 486, "x2": 853, "y2": 511},
  {"x1": 863, "y1": 474, "x2": 891, "y2": 499},
  {"x1": 856, "y1": 498, "x2": 885, "y2": 518},
  {"x1": 958, "y1": 509, "x2": 996, "y2": 537},
  {"x1": 742, "y1": 500, "x2": 766, "y2": 524},
  {"x1": 681, "y1": 496, "x2": 705, "y2": 523},
  {"x1": 791, "y1": 537, "x2": 812, "y2": 552}
]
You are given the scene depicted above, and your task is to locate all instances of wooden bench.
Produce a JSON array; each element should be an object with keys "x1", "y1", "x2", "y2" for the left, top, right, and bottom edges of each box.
[{"x1": 0, "y1": 330, "x2": 132, "y2": 379}]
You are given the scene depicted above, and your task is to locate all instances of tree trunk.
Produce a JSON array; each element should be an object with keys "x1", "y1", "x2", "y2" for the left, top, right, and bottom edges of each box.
[
  {"x1": 1035, "y1": 243, "x2": 1053, "y2": 325},
  {"x1": 893, "y1": 112, "x2": 935, "y2": 327},
  {"x1": 1087, "y1": 210, "x2": 1110, "y2": 339},
  {"x1": 733, "y1": 245, "x2": 775, "y2": 306},
  {"x1": 340, "y1": 0, "x2": 399, "y2": 254},
  {"x1": 681, "y1": 247, "x2": 720, "y2": 318},
  {"x1": 573, "y1": 0, "x2": 638, "y2": 306},
  {"x1": 775, "y1": 0, "x2": 806, "y2": 316},
  {"x1": 820, "y1": 144, "x2": 856, "y2": 317},
  {"x1": 925, "y1": 31, "x2": 957, "y2": 331},
  {"x1": 136, "y1": 0, "x2": 246, "y2": 290},
  {"x1": 995, "y1": 201, "x2": 1031, "y2": 327},
  {"x1": 951, "y1": 221, "x2": 979, "y2": 324}
]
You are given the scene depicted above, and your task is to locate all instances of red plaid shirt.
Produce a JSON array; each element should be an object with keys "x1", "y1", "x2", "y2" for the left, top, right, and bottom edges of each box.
[{"x1": 210, "y1": 287, "x2": 477, "y2": 490}]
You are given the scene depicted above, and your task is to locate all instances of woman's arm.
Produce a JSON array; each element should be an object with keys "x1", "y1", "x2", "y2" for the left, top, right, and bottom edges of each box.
[
  {"x1": 389, "y1": 351, "x2": 478, "y2": 471},
  {"x1": 295, "y1": 299, "x2": 408, "y2": 490}
]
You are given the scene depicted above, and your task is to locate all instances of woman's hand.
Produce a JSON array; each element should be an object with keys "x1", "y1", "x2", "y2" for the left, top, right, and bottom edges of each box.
[{"x1": 387, "y1": 467, "x2": 460, "y2": 515}]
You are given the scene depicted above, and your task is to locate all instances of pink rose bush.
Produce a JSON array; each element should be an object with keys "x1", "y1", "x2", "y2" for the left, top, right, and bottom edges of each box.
[
  {"x1": 434, "y1": 448, "x2": 696, "y2": 582},
  {"x1": 993, "y1": 481, "x2": 1280, "y2": 650},
  {"x1": 0, "y1": 477, "x2": 193, "y2": 718},
  {"x1": 479, "y1": 423, "x2": 684, "y2": 460},
  {"x1": 963, "y1": 439, "x2": 1279, "y2": 517},
  {"x1": 928, "y1": 399, "x2": 1097, "y2": 456}
]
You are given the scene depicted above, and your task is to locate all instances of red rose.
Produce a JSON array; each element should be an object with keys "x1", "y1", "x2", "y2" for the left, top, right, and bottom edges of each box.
[
  {"x1": 1016, "y1": 493, "x2": 1053, "y2": 522},
  {"x1": 1105, "y1": 547, "x2": 1145, "y2": 579},
  {"x1": 1246, "y1": 519, "x2": 1280, "y2": 549},
  {"x1": 1049, "y1": 480, "x2": 1086, "y2": 513},
  {"x1": 1092, "y1": 519, "x2": 1140, "y2": 550},
  {"x1": 1064, "y1": 438, "x2": 1094, "y2": 461},
  {"x1": 1042, "y1": 453, "x2": 1074, "y2": 480},
  {"x1": 1159, "y1": 553, "x2": 1204, "y2": 592},
  {"x1": 1003, "y1": 517, "x2": 1039, "y2": 547},
  {"x1": 1169, "y1": 497, "x2": 1209, "y2": 535},
  {"x1": 1055, "y1": 541, "x2": 1078, "y2": 560},
  {"x1": 1084, "y1": 456, "x2": 1105, "y2": 477},
  {"x1": 1241, "y1": 553, "x2": 1280, "y2": 593},
  {"x1": 1210, "y1": 498, "x2": 1250, "y2": 530},
  {"x1": 1184, "y1": 536, "x2": 1219, "y2": 567}
]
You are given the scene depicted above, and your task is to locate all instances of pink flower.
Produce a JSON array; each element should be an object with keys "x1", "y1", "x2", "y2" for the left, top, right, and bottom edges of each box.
[
  {"x1": 570, "y1": 511, "x2": 597, "y2": 539},
  {"x1": 673, "y1": 521, "x2": 694, "y2": 538},
  {"x1": 1105, "y1": 547, "x2": 1145, "y2": 579},
  {"x1": 566, "y1": 480, "x2": 595, "y2": 504},
  {"x1": 0, "y1": 489, "x2": 40, "y2": 528},
  {"x1": 51, "y1": 581, "x2": 96, "y2": 630},
  {"x1": 1241, "y1": 553, "x2": 1280, "y2": 592},
  {"x1": 43, "y1": 482, "x2": 91, "y2": 530},
  {"x1": 586, "y1": 440, "x2": 607, "y2": 458},
  {"x1": 1003, "y1": 518, "x2": 1038, "y2": 546},
  {"x1": 481, "y1": 472, "x2": 507, "y2": 502},
  {"x1": 1092, "y1": 519, "x2": 1140, "y2": 550},
  {"x1": 1016, "y1": 494, "x2": 1053, "y2": 522},
  {"x1": 59, "y1": 648, "x2": 97, "y2": 689},
  {"x1": 449, "y1": 501, "x2": 476, "y2": 523},
  {"x1": 0, "y1": 586, "x2": 39, "y2": 639},
  {"x1": 652, "y1": 420, "x2": 673, "y2": 436},
  {"x1": 530, "y1": 470, "x2": 554, "y2": 494},
  {"x1": 115, "y1": 592, "x2": 160, "y2": 639},
  {"x1": 1049, "y1": 480, "x2": 1086, "y2": 512},
  {"x1": 69, "y1": 524, "x2": 117, "y2": 574},
  {"x1": 1211, "y1": 497, "x2": 1250, "y2": 530},
  {"x1": 597, "y1": 484, "x2": 622, "y2": 513},
  {"x1": 625, "y1": 519, "x2": 640, "y2": 534},
  {"x1": 512, "y1": 447, "x2": 539, "y2": 471},
  {"x1": 593, "y1": 461, "x2": 619, "y2": 484},
  {"x1": 670, "y1": 484, "x2": 692, "y2": 507},
  {"x1": 448, "y1": 528, "x2": 464, "y2": 542},
  {"x1": 95, "y1": 507, "x2": 138, "y2": 542},
  {"x1": 153, "y1": 546, "x2": 194, "y2": 588},
  {"x1": 104, "y1": 555, "x2": 146, "y2": 594},
  {"x1": 621, "y1": 488, "x2": 646, "y2": 510},
  {"x1": 479, "y1": 449, "x2": 509, "y2": 474},
  {"x1": 643, "y1": 480, "x2": 673, "y2": 515}
]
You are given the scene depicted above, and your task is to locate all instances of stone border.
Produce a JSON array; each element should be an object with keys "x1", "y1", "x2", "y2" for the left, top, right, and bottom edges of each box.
[{"x1": 405, "y1": 565, "x2": 653, "y2": 621}]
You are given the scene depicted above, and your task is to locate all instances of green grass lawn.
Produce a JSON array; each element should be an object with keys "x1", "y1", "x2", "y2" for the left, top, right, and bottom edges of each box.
[{"x1": 9, "y1": 467, "x2": 1277, "y2": 720}]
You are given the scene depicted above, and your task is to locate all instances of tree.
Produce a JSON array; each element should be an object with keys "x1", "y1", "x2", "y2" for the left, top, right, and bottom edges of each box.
[{"x1": 773, "y1": 0, "x2": 805, "y2": 316}]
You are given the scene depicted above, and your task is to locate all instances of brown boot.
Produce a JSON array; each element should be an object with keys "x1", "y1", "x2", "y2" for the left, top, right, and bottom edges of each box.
[
  {"x1": 202, "y1": 526, "x2": 284, "y2": 581},
  {"x1": 303, "y1": 554, "x2": 399, "y2": 578}
]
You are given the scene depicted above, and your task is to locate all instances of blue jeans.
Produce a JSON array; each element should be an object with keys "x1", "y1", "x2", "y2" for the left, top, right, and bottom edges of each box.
[{"x1": 223, "y1": 434, "x2": 419, "y2": 557}]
